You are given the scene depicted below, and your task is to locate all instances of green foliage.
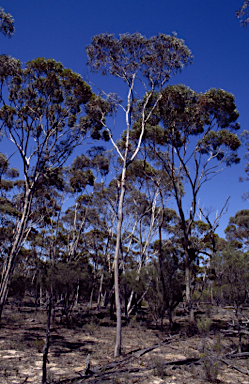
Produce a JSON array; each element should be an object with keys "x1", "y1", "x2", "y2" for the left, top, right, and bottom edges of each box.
[
  {"x1": 0, "y1": 7, "x2": 14, "y2": 37},
  {"x1": 130, "y1": 82, "x2": 240, "y2": 323},
  {"x1": 0, "y1": 153, "x2": 22, "y2": 256},
  {"x1": 0, "y1": 29, "x2": 243, "y2": 346},
  {"x1": 0, "y1": 57, "x2": 107, "y2": 320},
  {"x1": 8, "y1": 273, "x2": 28, "y2": 303},
  {"x1": 225, "y1": 209, "x2": 249, "y2": 248},
  {"x1": 201, "y1": 352, "x2": 220, "y2": 383},
  {"x1": 197, "y1": 317, "x2": 212, "y2": 336},
  {"x1": 212, "y1": 244, "x2": 249, "y2": 308},
  {"x1": 120, "y1": 267, "x2": 148, "y2": 311},
  {"x1": 86, "y1": 33, "x2": 192, "y2": 86},
  {"x1": 132, "y1": 85, "x2": 240, "y2": 157},
  {"x1": 0, "y1": 58, "x2": 95, "y2": 166},
  {"x1": 153, "y1": 357, "x2": 167, "y2": 379},
  {"x1": 67, "y1": 150, "x2": 110, "y2": 193},
  {"x1": 33, "y1": 339, "x2": 45, "y2": 353},
  {"x1": 145, "y1": 254, "x2": 183, "y2": 326},
  {"x1": 44, "y1": 259, "x2": 93, "y2": 301}
]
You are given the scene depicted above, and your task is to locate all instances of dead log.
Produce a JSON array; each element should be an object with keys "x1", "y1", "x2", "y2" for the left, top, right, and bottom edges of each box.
[
  {"x1": 222, "y1": 352, "x2": 249, "y2": 359},
  {"x1": 55, "y1": 339, "x2": 201, "y2": 384},
  {"x1": 221, "y1": 329, "x2": 249, "y2": 336},
  {"x1": 75, "y1": 357, "x2": 201, "y2": 384},
  {"x1": 220, "y1": 358, "x2": 249, "y2": 376},
  {"x1": 55, "y1": 336, "x2": 179, "y2": 383}
]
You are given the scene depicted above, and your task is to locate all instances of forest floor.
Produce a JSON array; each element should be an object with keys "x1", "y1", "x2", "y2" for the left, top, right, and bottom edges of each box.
[{"x1": 1, "y1": 303, "x2": 249, "y2": 383}]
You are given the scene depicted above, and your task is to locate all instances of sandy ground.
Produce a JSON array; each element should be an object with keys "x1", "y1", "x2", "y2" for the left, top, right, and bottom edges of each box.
[{"x1": 1, "y1": 305, "x2": 249, "y2": 383}]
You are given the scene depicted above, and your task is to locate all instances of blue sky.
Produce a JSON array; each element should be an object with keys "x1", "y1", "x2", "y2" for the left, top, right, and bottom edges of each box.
[{"x1": 0, "y1": 0, "x2": 249, "y2": 237}]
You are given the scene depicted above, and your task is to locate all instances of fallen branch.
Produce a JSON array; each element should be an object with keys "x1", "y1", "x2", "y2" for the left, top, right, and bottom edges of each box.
[
  {"x1": 73, "y1": 357, "x2": 201, "y2": 384},
  {"x1": 55, "y1": 334, "x2": 249, "y2": 384},
  {"x1": 134, "y1": 335, "x2": 179, "y2": 357},
  {"x1": 221, "y1": 329, "x2": 249, "y2": 336},
  {"x1": 220, "y1": 358, "x2": 249, "y2": 376},
  {"x1": 55, "y1": 335, "x2": 180, "y2": 383},
  {"x1": 207, "y1": 350, "x2": 249, "y2": 376},
  {"x1": 222, "y1": 352, "x2": 249, "y2": 359}
]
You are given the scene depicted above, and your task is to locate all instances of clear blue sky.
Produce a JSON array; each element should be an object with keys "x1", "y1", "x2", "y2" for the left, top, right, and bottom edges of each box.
[{"x1": 0, "y1": 0, "x2": 249, "y2": 237}]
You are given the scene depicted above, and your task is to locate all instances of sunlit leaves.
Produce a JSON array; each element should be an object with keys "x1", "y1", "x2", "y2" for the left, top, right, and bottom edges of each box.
[
  {"x1": 225, "y1": 209, "x2": 249, "y2": 249},
  {"x1": 0, "y1": 7, "x2": 14, "y2": 37},
  {"x1": 0, "y1": 58, "x2": 97, "y2": 181},
  {"x1": 86, "y1": 32, "x2": 192, "y2": 87},
  {"x1": 67, "y1": 149, "x2": 110, "y2": 193}
]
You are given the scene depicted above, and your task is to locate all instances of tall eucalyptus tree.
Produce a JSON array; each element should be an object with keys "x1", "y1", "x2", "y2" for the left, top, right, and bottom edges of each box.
[
  {"x1": 86, "y1": 32, "x2": 192, "y2": 356},
  {"x1": 132, "y1": 84, "x2": 241, "y2": 321},
  {"x1": 0, "y1": 58, "x2": 100, "y2": 319}
]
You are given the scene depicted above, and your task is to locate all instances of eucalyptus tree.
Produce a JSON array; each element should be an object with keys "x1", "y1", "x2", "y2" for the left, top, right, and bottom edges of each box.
[
  {"x1": 225, "y1": 209, "x2": 249, "y2": 249},
  {"x1": 0, "y1": 7, "x2": 20, "y2": 103},
  {"x1": 146, "y1": 248, "x2": 183, "y2": 330},
  {"x1": 120, "y1": 160, "x2": 172, "y2": 314},
  {"x1": 64, "y1": 148, "x2": 110, "y2": 261},
  {"x1": 131, "y1": 84, "x2": 241, "y2": 321},
  {"x1": 0, "y1": 58, "x2": 100, "y2": 319},
  {"x1": 0, "y1": 7, "x2": 14, "y2": 37},
  {"x1": 212, "y1": 243, "x2": 249, "y2": 352},
  {"x1": 88, "y1": 180, "x2": 119, "y2": 311},
  {"x1": 86, "y1": 32, "x2": 192, "y2": 356},
  {"x1": 0, "y1": 153, "x2": 19, "y2": 259},
  {"x1": 237, "y1": 1, "x2": 249, "y2": 25}
]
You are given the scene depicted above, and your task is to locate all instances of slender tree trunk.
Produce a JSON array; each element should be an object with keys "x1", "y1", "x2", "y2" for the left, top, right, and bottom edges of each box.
[
  {"x1": 42, "y1": 291, "x2": 52, "y2": 384},
  {"x1": 74, "y1": 281, "x2": 80, "y2": 309},
  {"x1": 101, "y1": 291, "x2": 106, "y2": 307},
  {"x1": 40, "y1": 286, "x2": 43, "y2": 307},
  {"x1": 127, "y1": 291, "x2": 134, "y2": 315},
  {"x1": 124, "y1": 281, "x2": 128, "y2": 323},
  {"x1": 235, "y1": 306, "x2": 242, "y2": 353},
  {"x1": 110, "y1": 291, "x2": 115, "y2": 320},
  {"x1": 185, "y1": 250, "x2": 194, "y2": 323},
  {"x1": 127, "y1": 196, "x2": 159, "y2": 314},
  {"x1": 114, "y1": 169, "x2": 126, "y2": 357},
  {"x1": 97, "y1": 265, "x2": 105, "y2": 310},
  {"x1": 158, "y1": 225, "x2": 166, "y2": 299},
  {"x1": 89, "y1": 288, "x2": 94, "y2": 309},
  {"x1": 168, "y1": 308, "x2": 173, "y2": 331},
  {"x1": 35, "y1": 276, "x2": 39, "y2": 311},
  {"x1": 210, "y1": 283, "x2": 214, "y2": 305},
  {"x1": 0, "y1": 187, "x2": 32, "y2": 321}
]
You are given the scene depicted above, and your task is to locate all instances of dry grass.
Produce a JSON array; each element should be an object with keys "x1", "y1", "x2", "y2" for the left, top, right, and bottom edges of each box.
[{"x1": 0, "y1": 304, "x2": 249, "y2": 383}]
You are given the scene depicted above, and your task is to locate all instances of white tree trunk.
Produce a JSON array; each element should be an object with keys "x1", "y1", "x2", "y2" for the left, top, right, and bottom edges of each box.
[
  {"x1": 114, "y1": 168, "x2": 126, "y2": 357},
  {"x1": 0, "y1": 187, "x2": 32, "y2": 320}
]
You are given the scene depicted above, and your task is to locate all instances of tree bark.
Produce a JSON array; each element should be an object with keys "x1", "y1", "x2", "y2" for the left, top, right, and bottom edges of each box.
[
  {"x1": 114, "y1": 168, "x2": 126, "y2": 357},
  {"x1": 127, "y1": 190, "x2": 159, "y2": 315},
  {"x1": 185, "y1": 251, "x2": 194, "y2": 323},
  {"x1": 89, "y1": 288, "x2": 94, "y2": 309},
  {"x1": 42, "y1": 291, "x2": 52, "y2": 384},
  {"x1": 74, "y1": 281, "x2": 80, "y2": 309},
  {"x1": 0, "y1": 187, "x2": 32, "y2": 321},
  {"x1": 97, "y1": 265, "x2": 105, "y2": 310}
]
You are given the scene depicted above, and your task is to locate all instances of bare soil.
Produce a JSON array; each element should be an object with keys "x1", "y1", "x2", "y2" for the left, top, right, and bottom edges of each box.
[{"x1": 1, "y1": 304, "x2": 249, "y2": 383}]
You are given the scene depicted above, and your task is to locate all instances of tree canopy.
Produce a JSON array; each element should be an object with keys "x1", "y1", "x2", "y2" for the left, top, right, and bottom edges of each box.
[{"x1": 0, "y1": 7, "x2": 14, "y2": 38}]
